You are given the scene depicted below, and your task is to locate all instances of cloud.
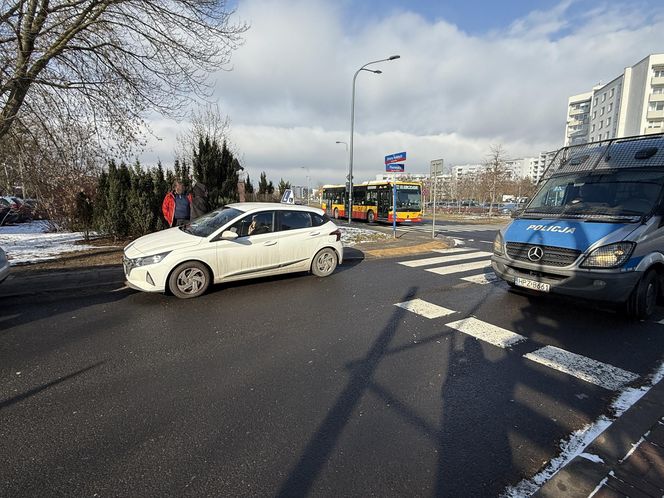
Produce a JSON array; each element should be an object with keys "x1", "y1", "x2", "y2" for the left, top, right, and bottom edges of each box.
[{"x1": 139, "y1": 0, "x2": 664, "y2": 186}]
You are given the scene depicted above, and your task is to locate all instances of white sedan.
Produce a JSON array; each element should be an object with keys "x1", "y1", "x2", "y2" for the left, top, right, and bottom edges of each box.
[{"x1": 123, "y1": 203, "x2": 344, "y2": 298}]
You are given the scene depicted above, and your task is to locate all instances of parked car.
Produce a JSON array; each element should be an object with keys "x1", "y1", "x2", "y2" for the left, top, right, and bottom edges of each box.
[
  {"x1": 123, "y1": 203, "x2": 344, "y2": 298},
  {"x1": 1, "y1": 196, "x2": 32, "y2": 222},
  {"x1": 0, "y1": 198, "x2": 18, "y2": 225},
  {"x1": 0, "y1": 247, "x2": 9, "y2": 283}
]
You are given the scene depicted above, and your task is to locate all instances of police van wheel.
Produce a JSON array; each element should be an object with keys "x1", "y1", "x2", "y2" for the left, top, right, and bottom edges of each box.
[{"x1": 627, "y1": 270, "x2": 658, "y2": 320}]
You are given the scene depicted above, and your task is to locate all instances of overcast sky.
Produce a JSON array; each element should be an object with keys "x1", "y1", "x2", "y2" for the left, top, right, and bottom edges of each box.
[{"x1": 141, "y1": 0, "x2": 664, "y2": 187}]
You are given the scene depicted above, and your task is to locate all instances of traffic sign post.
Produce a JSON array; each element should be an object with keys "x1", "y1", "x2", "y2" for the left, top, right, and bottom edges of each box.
[
  {"x1": 385, "y1": 151, "x2": 407, "y2": 238},
  {"x1": 430, "y1": 159, "x2": 444, "y2": 239}
]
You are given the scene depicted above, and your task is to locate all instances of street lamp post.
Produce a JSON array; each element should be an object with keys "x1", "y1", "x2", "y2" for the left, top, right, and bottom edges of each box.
[
  {"x1": 300, "y1": 166, "x2": 310, "y2": 204},
  {"x1": 348, "y1": 55, "x2": 400, "y2": 225},
  {"x1": 335, "y1": 141, "x2": 348, "y2": 214}
]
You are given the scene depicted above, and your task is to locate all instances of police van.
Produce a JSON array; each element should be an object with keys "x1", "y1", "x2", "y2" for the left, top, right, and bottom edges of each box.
[{"x1": 491, "y1": 134, "x2": 664, "y2": 319}]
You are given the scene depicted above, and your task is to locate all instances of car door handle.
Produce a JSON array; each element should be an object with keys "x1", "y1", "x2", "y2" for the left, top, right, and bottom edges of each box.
[
  {"x1": 309, "y1": 232, "x2": 321, "y2": 236},
  {"x1": 264, "y1": 240, "x2": 277, "y2": 246}
]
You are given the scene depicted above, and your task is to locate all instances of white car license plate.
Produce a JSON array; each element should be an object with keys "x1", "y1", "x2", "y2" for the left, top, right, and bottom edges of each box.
[{"x1": 514, "y1": 277, "x2": 550, "y2": 292}]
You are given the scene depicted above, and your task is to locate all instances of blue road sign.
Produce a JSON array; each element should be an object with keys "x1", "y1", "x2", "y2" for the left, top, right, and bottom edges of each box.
[
  {"x1": 385, "y1": 152, "x2": 407, "y2": 164},
  {"x1": 386, "y1": 163, "x2": 405, "y2": 172}
]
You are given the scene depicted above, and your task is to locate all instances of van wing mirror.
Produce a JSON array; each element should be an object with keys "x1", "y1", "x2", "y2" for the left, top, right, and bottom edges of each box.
[{"x1": 511, "y1": 209, "x2": 523, "y2": 219}]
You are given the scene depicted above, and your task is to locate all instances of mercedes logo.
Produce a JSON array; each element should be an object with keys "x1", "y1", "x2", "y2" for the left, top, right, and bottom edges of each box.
[{"x1": 527, "y1": 246, "x2": 544, "y2": 262}]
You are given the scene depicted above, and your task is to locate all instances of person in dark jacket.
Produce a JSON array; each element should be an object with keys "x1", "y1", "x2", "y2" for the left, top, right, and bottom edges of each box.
[
  {"x1": 190, "y1": 181, "x2": 210, "y2": 220},
  {"x1": 162, "y1": 181, "x2": 192, "y2": 227}
]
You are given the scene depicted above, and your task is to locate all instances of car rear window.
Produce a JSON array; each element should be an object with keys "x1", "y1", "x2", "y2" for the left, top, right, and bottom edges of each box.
[
  {"x1": 311, "y1": 213, "x2": 329, "y2": 226},
  {"x1": 280, "y1": 211, "x2": 313, "y2": 230}
]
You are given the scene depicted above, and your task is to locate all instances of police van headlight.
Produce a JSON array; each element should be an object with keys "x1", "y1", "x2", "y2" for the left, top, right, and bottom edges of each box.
[
  {"x1": 493, "y1": 232, "x2": 504, "y2": 255},
  {"x1": 131, "y1": 251, "x2": 171, "y2": 268},
  {"x1": 581, "y1": 242, "x2": 635, "y2": 269}
]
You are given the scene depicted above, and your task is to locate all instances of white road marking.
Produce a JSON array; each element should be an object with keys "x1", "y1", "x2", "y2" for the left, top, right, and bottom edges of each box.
[
  {"x1": 444, "y1": 317, "x2": 526, "y2": 348},
  {"x1": 398, "y1": 251, "x2": 491, "y2": 268},
  {"x1": 524, "y1": 345, "x2": 639, "y2": 390},
  {"x1": 394, "y1": 299, "x2": 456, "y2": 319},
  {"x1": 426, "y1": 260, "x2": 491, "y2": 276},
  {"x1": 432, "y1": 248, "x2": 476, "y2": 254},
  {"x1": 461, "y1": 272, "x2": 499, "y2": 285},
  {"x1": 657, "y1": 319, "x2": 664, "y2": 325}
]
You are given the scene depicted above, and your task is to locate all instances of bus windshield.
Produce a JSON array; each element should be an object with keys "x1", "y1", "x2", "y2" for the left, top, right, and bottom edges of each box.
[
  {"x1": 396, "y1": 186, "x2": 421, "y2": 212},
  {"x1": 523, "y1": 169, "x2": 664, "y2": 220}
]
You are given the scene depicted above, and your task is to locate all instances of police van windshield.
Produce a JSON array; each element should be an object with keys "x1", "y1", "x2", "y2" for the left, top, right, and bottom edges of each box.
[{"x1": 523, "y1": 169, "x2": 664, "y2": 221}]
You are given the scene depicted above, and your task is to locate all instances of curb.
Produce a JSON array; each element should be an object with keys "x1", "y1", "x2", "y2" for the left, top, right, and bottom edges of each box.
[{"x1": 535, "y1": 377, "x2": 664, "y2": 497}]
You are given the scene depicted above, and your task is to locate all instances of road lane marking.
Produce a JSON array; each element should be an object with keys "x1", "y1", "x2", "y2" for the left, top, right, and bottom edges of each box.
[
  {"x1": 444, "y1": 317, "x2": 526, "y2": 348},
  {"x1": 524, "y1": 346, "x2": 639, "y2": 390},
  {"x1": 432, "y1": 248, "x2": 476, "y2": 254},
  {"x1": 398, "y1": 251, "x2": 491, "y2": 268},
  {"x1": 426, "y1": 260, "x2": 491, "y2": 276},
  {"x1": 461, "y1": 272, "x2": 499, "y2": 285},
  {"x1": 394, "y1": 299, "x2": 456, "y2": 319}
]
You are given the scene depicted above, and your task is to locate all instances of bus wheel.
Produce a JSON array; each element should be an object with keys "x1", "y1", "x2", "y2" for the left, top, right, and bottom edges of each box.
[
  {"x1": 333, "y1": 208, "x2": 339, "y2": 219},
  {"x1": 626, "y1": 269, "x2": 659, "y2": 320},
  {"x1": 367, "y1": 210, "x2": 375, "y2": 223}
]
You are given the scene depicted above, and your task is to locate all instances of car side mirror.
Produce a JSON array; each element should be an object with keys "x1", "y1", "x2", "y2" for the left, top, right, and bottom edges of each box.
[
  {"x1": 219, "y1": 230, "x2": 238, "y2": 240},
  {"x1": 511, "y1": 209, "x2": 523, "y2": 219}
]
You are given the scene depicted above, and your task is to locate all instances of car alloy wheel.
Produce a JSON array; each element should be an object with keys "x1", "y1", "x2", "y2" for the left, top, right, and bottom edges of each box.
[
  {"x1": 311, "y1": 248, "x2": 338, "y2": 277},
  {"x1": 169, "y1": 261, "x2": 210, "y2": 298}
]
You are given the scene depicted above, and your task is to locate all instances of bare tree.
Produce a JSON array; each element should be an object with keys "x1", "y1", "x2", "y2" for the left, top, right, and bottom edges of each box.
[
  {"x1": 175, "y1": 103, "x2": 232, "y2": 162},
  {"x1": 482, "y1": 144, "x2": 510, "y2": 216},
  {"x1": 0, "y1": 1, "x2": 248, "y2": 152}
]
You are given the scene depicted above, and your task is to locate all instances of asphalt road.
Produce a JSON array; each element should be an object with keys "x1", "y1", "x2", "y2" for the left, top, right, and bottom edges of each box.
[{"x1": 2, "y1": 225, "x2": 664, "y2": 497}]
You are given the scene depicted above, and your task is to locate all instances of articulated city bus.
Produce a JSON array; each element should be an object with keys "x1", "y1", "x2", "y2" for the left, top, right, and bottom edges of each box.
[{"x1": 321, "y1": 181, "x2": 422, "y2": 223}]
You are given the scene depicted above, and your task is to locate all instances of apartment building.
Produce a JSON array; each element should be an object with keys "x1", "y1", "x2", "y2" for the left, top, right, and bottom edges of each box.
[{"x1": 564, "y1": 53, "x2": 664, "y2": 145}]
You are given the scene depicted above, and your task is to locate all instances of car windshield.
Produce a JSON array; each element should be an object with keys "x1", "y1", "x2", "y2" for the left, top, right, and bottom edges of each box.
[
  {"x1": 523, "y1": 169, "x2": 664, "y2": 221},
  {"x1": 180, "y1": 207, "x2": 243, "y2": 237}
]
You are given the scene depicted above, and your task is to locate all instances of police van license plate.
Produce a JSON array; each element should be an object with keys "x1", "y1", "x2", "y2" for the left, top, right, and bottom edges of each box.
[{"x1": 514, "y1": 277, "x2": 550, "y2": 292}]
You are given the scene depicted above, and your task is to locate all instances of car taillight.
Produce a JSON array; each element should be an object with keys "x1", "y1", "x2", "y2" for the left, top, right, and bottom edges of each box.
[{"x1": 330, "y1": 229, "x2": 341, "y2": 241}]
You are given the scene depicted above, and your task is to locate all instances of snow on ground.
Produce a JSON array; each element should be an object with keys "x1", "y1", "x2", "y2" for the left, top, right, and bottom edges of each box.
[
  {"x1": 340, "y1": 226, "x2": 390, "y2": 246},
  {"x1": 502, "y1": 360, "x2": 664, "y2": 497},
  {"x1": 0, "y1": 221, "x2": 101, "y2": 265},
  {"x1": 0, "y1": 222, "x2": 388, "y2": 264}
]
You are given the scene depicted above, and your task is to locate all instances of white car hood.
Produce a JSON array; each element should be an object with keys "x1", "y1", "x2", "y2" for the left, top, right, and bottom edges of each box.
[{"x1": 124, "y1": 227, "x2": 202, "y2": 258}]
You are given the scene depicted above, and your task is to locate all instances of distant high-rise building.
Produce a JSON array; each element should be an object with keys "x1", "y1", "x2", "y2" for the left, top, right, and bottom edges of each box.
[{"x1": 564, "y1": 53, "x2": 664, "y2": 145}]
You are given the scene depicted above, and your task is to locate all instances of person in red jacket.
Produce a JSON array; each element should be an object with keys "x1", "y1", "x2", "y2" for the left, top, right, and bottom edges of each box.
[{"x1": 162, "y1": 181, "x2": 192, "y2": 227}]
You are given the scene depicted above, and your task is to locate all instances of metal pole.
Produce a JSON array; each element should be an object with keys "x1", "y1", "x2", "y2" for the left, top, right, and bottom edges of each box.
[
  {"x1": 348, "y1": 55, "x2": 400, "y2": 226},
  {"x1": 392, "y1": 175, "x2": 397, "y2": 238},
  {"x1": 349, "y1": 69, "x2": 359, "y2": 225},
  {"x1": 432, "y1": 171, "x2": 437, "y2": 239}
]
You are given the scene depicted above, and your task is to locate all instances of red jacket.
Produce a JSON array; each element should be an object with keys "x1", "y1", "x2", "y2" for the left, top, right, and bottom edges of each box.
[{"x1": 162, "y1": 191, "x2": 192, "y2": 226}]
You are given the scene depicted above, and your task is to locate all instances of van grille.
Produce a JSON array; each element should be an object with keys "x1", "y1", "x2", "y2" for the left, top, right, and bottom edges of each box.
[{"x1": 506, "y1": 242, "x2": 581, "y2": 267}]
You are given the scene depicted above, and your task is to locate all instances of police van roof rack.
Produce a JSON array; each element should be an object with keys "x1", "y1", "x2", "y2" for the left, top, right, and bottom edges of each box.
[{"x1": 538, "y1": 133, "x2": 664, "y2": 184}]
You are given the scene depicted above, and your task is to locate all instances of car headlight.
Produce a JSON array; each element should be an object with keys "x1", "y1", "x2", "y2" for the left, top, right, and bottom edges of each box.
[
  {"x1": 581, "y1": 242, "x2": 635, "y2": 269},
  {"x1": 493, "y1": 232, "x2": 504, "y2": 255},
  {"x1": 132, "y1": 251, "x2": 171, "y2": 267}
]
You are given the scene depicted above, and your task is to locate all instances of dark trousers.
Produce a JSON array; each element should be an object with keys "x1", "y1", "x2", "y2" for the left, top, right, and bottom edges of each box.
[{"x1": 174, "y1": 218, "x2": 189, "y2": 226}]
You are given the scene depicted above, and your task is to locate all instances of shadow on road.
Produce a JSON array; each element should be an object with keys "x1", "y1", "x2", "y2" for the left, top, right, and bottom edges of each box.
[{"x1": 0, "y1": 361, "x2": 106, "y2": 411}]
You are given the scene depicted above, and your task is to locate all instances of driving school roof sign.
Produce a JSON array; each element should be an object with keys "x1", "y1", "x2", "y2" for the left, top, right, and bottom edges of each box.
[{"x1": 385, "y1": 151, "x2": 406, "y2": 164}]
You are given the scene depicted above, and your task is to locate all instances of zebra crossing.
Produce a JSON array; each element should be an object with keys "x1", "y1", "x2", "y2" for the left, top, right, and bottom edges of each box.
[
  {"x1": 398, "y1": 248, "x2": 498, "y2": 285},
  {"x1": 393, "y1": 298, "x2": 640, "y2": 391},
  {"x1": 397, "y1": 223, "x2": 503, "y2": 234}
]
